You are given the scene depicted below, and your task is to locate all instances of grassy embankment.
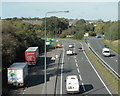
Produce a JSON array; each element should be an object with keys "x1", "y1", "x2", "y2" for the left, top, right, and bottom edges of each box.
[
  {"x1": 85, "y1": 50, "x2": 120, "y2": 95},
  {"x1": 102, "y1": 39, "x2": 120, "y2": 55}
]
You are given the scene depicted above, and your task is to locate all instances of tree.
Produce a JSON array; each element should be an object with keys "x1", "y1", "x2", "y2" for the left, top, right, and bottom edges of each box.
[
  {"x1": 41, "y1": 16, "x2": 69, "y2": 37},
  {"x1": 75, "y1": 19, "x2": 87, "y2": 32},
  {"x1": 105, "y1": 22, "x2": 118, "y2": 40},
  {"x1": 73, "y1": 31, "x2": 84, "y2": 40},
  {"x1": 94, "y1": 23, "x2": 106, "y2": 34}
]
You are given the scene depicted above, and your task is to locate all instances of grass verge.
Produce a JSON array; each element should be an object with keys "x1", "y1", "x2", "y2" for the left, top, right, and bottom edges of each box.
[
  {"x1": 102, "y1": 39, "x2": 120, "y2": 55},
  {"x1": 85, "y1": 50, "x2": 120, "y2": 95}
]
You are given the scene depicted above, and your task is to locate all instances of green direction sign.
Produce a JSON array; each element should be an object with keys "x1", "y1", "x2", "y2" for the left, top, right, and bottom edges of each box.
[
  {"x1": 45, "y1": 38, "x2": 55, "y2": 45},
  {"x1": 11, "y1": 73, "x2": 15, "y2": 77}
]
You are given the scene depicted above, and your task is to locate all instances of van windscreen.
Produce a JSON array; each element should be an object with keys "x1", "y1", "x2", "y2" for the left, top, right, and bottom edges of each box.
[{"x1": 104, "y1": 51, "x2": 110, "y2": 53}]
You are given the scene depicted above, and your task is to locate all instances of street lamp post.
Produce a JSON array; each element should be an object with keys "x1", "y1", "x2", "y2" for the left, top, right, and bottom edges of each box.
[{"x1": 44, "y1": 10, "x2": 69, "y2": 95}]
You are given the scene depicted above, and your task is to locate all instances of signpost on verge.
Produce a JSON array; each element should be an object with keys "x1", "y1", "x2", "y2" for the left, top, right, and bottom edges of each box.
[{"x1": 44, "y1": 11, "x2": 69, "y2": 95}]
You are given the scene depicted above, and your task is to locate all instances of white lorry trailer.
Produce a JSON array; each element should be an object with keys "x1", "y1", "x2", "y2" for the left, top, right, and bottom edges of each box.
[{"x1": 7, "y1": 62, "x2": 28, "y2": 86}]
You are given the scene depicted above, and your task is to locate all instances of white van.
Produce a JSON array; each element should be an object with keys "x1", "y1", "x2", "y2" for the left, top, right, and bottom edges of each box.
[
  {"x1": 66, "y1": 75, "x2": 80, "y2": 94},
  {"x1": 69, "y1": 44, "x2": 74, "y2": 48},
  {"x1": 102, "y1": 48, "x2": 110, "y2": 56}
]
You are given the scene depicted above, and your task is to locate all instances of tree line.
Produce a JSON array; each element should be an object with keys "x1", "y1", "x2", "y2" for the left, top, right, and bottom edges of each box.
[
  {"x1": 60, "y1": 19, "x2": 119, "y2": 41},
  {"x1": 2, "y1": 17, "x2": 119, "y2": 68}
]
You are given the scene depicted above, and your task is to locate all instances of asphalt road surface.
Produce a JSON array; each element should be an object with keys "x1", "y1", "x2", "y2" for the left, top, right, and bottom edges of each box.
[
  {"x1": 89, "y1": 38, "x2": 119, "y2": 77},
  {"x1": 56, "y1": 39, "x2": 116, "y2": 95},
  {"x1": 8, "y1": 39, "x2": 117, "y2": 95}
]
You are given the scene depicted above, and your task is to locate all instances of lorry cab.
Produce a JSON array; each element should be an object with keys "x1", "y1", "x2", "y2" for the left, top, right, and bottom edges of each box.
[
  {"x1": 66, "y1": 75, "x2": 80, "y2": 94},
  {"x1": 102, "y1": 47, "x2": 110, "y2": 57}
]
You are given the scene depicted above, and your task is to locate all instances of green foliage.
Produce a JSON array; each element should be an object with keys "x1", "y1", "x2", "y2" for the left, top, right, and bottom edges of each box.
[
  {"x1": 104, "y1": 22, "x2": 118, "y2": 40},
  {"x1": 41, "y1": 16, "x2": 69, "y2": 37},
  {"x1": 2, "y1": 20, "x2": 44, "y2": 68},
  {"x1": 88, "y1": 31, "x2": 96, "y2": 36},
  {"x1": 59, "y1": 27, "x2": 76, "y2": 38},
  {"x1": 86, "y1": 24, "x2": 95, "y2": 32},
  {"x1": 73, "y1": 31, "x2": 84, "y2": 40},
  {"x1": 75, "y1": 19, "x2": 86, "y2": 32},
  {"x1": 94, "y1": 23, "x2": 106, "y2": 34}
]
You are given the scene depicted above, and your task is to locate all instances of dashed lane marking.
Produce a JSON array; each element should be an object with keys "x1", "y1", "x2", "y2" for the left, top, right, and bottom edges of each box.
[
  {"x1": 74, "y1": 56, "x2": 76, "y2": 58},
  {"x1": 75, "y1": 59, "x2": 77, "y2": 63},
  {"x1": 76, "y1": 63, "x2": 78, "y2": 67},
  {"x1": 77, "y1": 68, "x2": 80, "y2": 73},
  {"x1": 79, "y1": 75, "x2": 82, "y2": 81},
  {"x1": 82, "y1": 83, "x2": 86, "y2": 92}
]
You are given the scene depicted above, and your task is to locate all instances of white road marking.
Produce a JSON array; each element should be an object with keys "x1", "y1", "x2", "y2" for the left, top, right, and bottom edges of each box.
[
  {"x1": 79, "y1": 75, "x2": 82, "y2": 81},
  {"x1": 77, "y1": 68, "x2": 80, "y2": 73},
  {"x1": 82, "y1": 83, "x2": 86, "y2": 91},
  {"x1": 75, "y1": 59, "x2": 77, "y2": 62},
  {"x1": 74, "y1": 56, "x2": 76, "y2": 58},
  {"x1": 82, "y1": 57, "x2": 83, "y2": 60},
  {"x1": 60, "y1": 48, "x2": 65, "y2": 95},
  {"x1": 76, "y1": 63, "x2": 78, "y2": 67},
  {"x1": 80, "y1": 42, "x2": 113, "y2": 95},
  {"x1": 116, "y1": 60, "x2": 118, "y2": 62}
]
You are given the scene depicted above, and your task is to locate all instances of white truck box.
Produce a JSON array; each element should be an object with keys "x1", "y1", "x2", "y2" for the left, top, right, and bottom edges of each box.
[
  {"x1": 66, "y1": 49, "x2": 73, "y2": 55},
  {"x1": 7, "y1": 62, "x2": 28, "y2": 86}
]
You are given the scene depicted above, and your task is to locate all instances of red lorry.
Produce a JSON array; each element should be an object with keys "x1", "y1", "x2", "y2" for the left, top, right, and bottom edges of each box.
[{"x1": 25, "y1": 47, "x2": 39, "y2": 65}]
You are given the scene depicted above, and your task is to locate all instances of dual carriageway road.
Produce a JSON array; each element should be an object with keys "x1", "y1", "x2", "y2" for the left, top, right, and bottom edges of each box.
[{"x1": 9, "y1": 39, "x2": 118, "y2": 95}]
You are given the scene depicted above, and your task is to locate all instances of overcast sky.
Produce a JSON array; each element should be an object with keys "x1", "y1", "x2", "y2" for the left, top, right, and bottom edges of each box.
[
  {"x1": 1, "y1": 0, "x2": 120, "y2": 2},
  {"x1": 1, "y1": 1, "x2": 119, "y2": 21}
]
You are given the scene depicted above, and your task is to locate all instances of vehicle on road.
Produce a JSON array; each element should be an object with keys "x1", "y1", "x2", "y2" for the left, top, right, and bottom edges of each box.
[
  {"x1": 78, "y1": 47, "x2": 84, "y2": 52},
  {"x1": 25, "y1": 47, "x2": 39, "y2": 65},
  {"x1": 66, "y1": 49, "x2": 73, "y2": 55},
  {"x1": 56, "y1": 43, "x2": 62, "y2": 48},
  {"x1": 102, "y1": 47, "x2": 111, "y2": 57},
  {"x1": 96, "y1": 33, "x2": 103, "y2": 38},
  {"x1": 66, "y1": 75, "x2": 80, "y2": 94},
  {"x1": 51, "y1": 56, "x2": 56, "y2": 61},
  {"x1": 69, "y1": 44, "x2": 74, "y2": 48},
  {"x1": 7, "y1": 62, "x2": 28, "y2": 86}
]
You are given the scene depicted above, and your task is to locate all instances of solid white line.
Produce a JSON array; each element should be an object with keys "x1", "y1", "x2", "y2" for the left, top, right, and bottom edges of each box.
[
  {"x1": 90, "y1": 46, "x2": 120, "y2": 79},
  {"x1": 80, "y1": 42, "x2": 113, "y2": 95},
  {"x1": 60, "y1": 48, "x2": 65, "y2": 95},
  {"x1": 77, "y1": 68, "x2": 80, "y2": 73},
  {"x1": 82, "y1": 83, "x2": 86, "y2": 91},
  {"x1": 79, "y1": 75, "x2": 82, "y2": 81}
]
